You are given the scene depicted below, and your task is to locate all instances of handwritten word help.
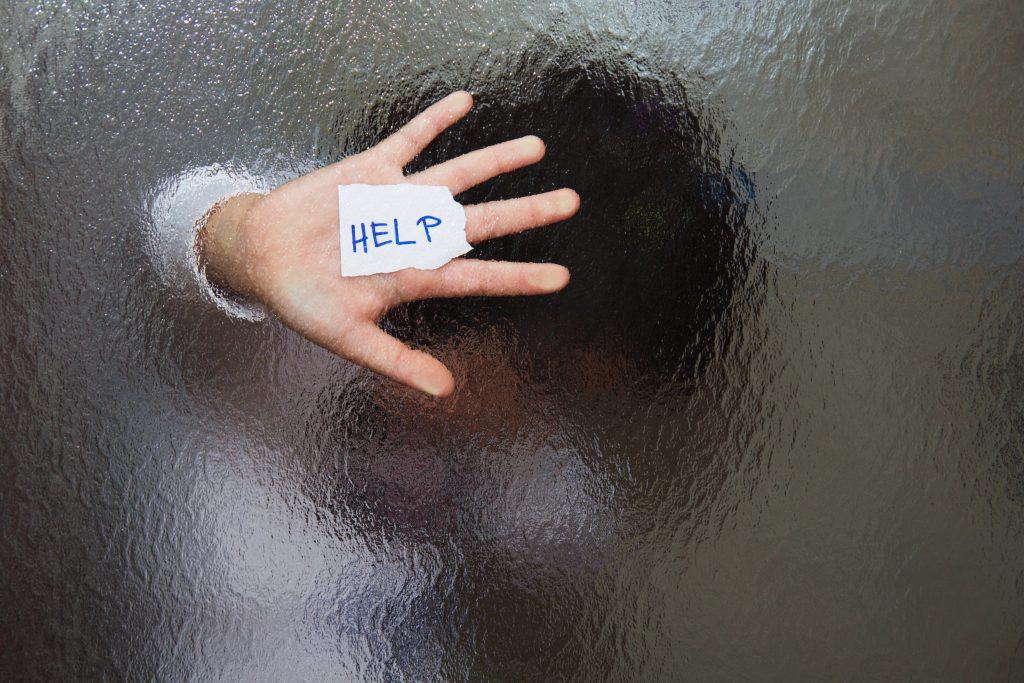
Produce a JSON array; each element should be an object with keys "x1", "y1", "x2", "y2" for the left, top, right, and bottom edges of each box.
[{"x1": 338, "y1": 184, "x2": 471, "y2": 277}]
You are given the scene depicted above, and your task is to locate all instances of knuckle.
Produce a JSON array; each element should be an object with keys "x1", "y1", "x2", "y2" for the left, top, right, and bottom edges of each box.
[
  {"x1": 530, "y1": 198, "x2": 547, "y2": 224},
  {"x1": 452, "y1": 165, "x2": 473, "y2": 192}
]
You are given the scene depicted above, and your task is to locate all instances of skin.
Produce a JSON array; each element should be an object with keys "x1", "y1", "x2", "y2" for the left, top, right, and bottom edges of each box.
[{"x1": 200, "y1": 91, "x2": 580, "y2": 397}]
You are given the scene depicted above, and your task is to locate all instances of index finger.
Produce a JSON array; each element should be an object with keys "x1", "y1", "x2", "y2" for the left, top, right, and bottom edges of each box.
[{"x1": 375, "y1": 91, "x2": 474, "y2": 167}]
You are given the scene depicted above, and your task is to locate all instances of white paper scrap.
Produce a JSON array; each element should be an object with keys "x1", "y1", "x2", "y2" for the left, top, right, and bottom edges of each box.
[{"x1": 338, "y1": 184, "x2": 471, "y2": 277}]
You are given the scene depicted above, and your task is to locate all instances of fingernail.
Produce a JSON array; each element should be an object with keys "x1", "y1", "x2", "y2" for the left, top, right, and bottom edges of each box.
[
  {"x1": 522, "y1": 135, "x2": 545, "y2": 155},
  {"x1": 530, "y1": 267, "x2": 569, "y2": 291},
  {"x1": 558, "y1": 189, "x2": 580, "y2": 213},
  {"x1": 417, "y1": 375, "x2": 451, "y2": 398},
  {"x1": 451, "y1": 91, "x2": 473, "y2": 109}
]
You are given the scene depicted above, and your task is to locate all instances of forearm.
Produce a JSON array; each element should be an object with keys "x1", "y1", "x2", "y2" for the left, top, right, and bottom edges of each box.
[{"x1": 199, "y1": 192, "x2": 263, "y2": 299}]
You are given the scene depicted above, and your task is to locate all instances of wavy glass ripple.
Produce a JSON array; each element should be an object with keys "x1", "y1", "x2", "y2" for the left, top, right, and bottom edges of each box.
[{"x1": 1, "y1": 0, "x2": 1022, "y2": 678}]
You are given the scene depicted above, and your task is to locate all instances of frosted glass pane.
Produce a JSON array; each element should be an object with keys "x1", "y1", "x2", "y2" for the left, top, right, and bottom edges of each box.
[{"x1": 1, "y1": 0, "x2": 1022, "y2": 678}]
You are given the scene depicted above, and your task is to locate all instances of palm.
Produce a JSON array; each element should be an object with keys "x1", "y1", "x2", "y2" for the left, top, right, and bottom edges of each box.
[{"x1": 237, "y1": 92, "x2": 578, "y2": 396}]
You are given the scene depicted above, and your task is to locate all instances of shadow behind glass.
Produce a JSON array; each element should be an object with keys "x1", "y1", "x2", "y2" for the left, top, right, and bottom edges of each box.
[
  {"x1": 336, "y1": 49, "x2": 756, "y2": 388},
  {"x1": 307, "y1": 48, "x2": 760, "y2": 675}
]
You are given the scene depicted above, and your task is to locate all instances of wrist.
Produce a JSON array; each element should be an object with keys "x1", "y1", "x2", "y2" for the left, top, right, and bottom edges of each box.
[{"x1": 198, "y1": 192, "x2": 263, "y2": 299}]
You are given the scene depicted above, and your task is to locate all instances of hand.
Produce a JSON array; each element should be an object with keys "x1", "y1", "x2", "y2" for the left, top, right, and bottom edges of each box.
[{"x1": 200, "y1": 91, "x2": 579, "y2": 397}]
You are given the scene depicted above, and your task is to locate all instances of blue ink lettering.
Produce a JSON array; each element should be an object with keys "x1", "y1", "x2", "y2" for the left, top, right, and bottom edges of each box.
[
  {"x1": 351, "y1": 223, "x2": 368, "y2": 253},
  {"x1": 371, "y1": 221, "x2": 391, "y2": 247},
  {"x1": 394, "y1": 218, "x2": 415, "y2": 245},
  {"x1": 417, "y1": 215, "x2": 442, "y2": 242}
]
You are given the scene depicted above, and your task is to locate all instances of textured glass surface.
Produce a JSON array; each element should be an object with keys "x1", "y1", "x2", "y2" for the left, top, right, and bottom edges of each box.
[{"x1": 2, "y1": 0, "x2": 1023, "y2": 678}]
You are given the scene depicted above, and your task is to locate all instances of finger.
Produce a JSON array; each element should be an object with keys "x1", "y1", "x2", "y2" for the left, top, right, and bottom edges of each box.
[
  {"x1": 375, "y1": 91, "x2": 474, "y2": 166},
  {"x1": 391, "y1": 259, "x2": 570, "y2": 302},
  {"x1": 464, "y1": 188, "x2": 580, "y2": 243},
  {"x1": 342, "y1": 323, "x2": 455, "y2": 397},
  {"x1": 407, "y1": 135, "x2": 545, "y2": 195}
]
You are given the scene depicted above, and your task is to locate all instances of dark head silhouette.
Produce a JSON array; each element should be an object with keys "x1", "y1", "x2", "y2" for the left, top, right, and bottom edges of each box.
[
  {"x1": 331, "y1": 48, "x2": 756, "y2": 387},
  {"x1": 312, "y1": 47, "x2": 762, "y2": 543},
  {"x1": 308, "y1": 53, "x2": 763, "y2": 674}
]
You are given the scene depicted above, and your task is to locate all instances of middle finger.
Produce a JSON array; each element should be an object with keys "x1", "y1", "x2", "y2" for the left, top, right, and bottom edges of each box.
[{"x1": 464, "y1": 189, "x2": 580, "y2": 244}]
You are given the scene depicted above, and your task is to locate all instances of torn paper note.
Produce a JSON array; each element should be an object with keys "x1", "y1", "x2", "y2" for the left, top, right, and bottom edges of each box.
[{"x1": 338, "y1": 184, "x2": 472, "y2": 277}]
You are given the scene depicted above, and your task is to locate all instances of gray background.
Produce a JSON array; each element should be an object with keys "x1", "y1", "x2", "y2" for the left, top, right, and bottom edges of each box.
[{"x1": 1, "y1": 0, "x2": 1022, "y2": 679}]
